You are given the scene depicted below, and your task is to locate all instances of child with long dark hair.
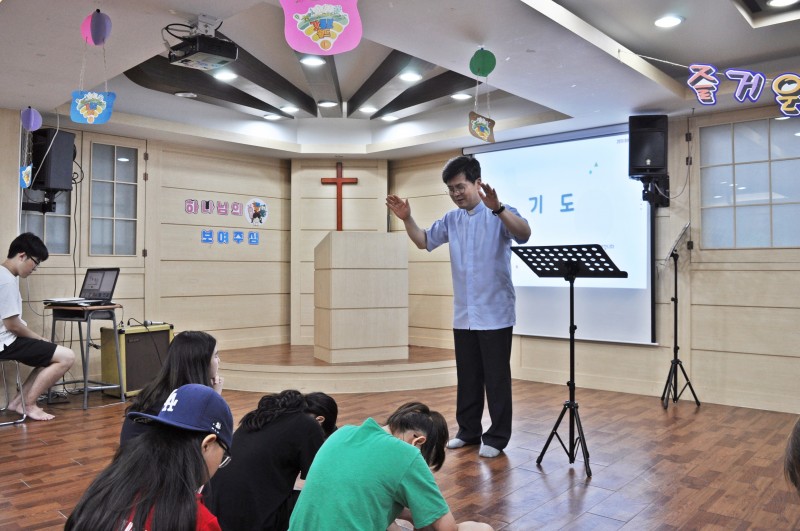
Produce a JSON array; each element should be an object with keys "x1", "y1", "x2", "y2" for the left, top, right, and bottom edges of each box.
[
  {"x1": 205, "y1": 389, "x2": 338, "y2": 531},
  {"x1": 785, "y1": 417, "x2": 800, "y2": 497},
  {"x1": 66, "y1": 384, "x2": 234, "y2": 531},
  {"x1": 288, "y1": 401, "x2": 493, "y2": 531},
  {"x1": 120, "y1": 330, "x2": 222, "y2": 444}
]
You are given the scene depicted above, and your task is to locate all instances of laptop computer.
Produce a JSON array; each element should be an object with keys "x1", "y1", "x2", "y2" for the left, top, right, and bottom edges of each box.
[{"x1": 44, "y1": 268, "x2": 120, "y2": 307}]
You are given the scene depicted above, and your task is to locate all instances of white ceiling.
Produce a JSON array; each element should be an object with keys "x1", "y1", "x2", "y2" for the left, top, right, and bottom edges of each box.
[{"x1": 2, "y1": 0, "x2": 799, "y2": 159}]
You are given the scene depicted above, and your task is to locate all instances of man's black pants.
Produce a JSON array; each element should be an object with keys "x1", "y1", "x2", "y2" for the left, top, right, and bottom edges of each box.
[{"x1": 453, "y1": 326, "x2": 513, "y2": 450}]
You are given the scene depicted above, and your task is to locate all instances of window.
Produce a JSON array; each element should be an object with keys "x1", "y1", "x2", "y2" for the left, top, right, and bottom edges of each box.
[
  {"x1": 90, "y1": 143, "x2": 139, "y2": 255},
  {"x1": 699, "y1": 118, "x2": 800, "y2": 248},
  {"x1": 21, "y1": 189, "x2": 72, "y2": 254}
]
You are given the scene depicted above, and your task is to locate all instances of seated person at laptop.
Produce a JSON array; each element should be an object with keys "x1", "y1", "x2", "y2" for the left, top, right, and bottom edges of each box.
[{"x1": 0, "y1": 233, "x2": 75, "y2": 421}]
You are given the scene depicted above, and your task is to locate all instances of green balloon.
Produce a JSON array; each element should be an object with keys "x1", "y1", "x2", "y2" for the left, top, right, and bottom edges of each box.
[{"x1": 470, "y1": 48, "x2": 496, "y2": 77}]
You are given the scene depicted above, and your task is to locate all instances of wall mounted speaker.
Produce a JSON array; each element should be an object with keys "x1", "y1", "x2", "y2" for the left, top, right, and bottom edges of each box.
[
  {"x1": 101, "y1": 324, "x2": 174, "y2": 398},
  {"x1": 31, "y1": 128, "x2": 76, "y2": 191},
  {"x1": 629, "y1": 115, "x2": 668, "y2": 176}
]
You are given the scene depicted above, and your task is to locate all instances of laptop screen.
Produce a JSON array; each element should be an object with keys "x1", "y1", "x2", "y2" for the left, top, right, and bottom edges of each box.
[{"x1": 80, "y1": 268, "x2": 120, "y2": 301}]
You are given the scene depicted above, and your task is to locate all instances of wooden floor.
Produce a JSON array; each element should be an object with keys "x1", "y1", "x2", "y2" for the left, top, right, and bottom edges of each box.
[{"x1": 1, "y1": 379, "x2": 799, "y2": 529}]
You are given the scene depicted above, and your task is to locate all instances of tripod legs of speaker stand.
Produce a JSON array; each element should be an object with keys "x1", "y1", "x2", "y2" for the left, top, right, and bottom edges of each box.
[
  {"x1": 660, "y1": 250, "x2": 701, "y2": 410},
  {"x1": 536, "y1": 399, "x2": 592, "y2": 477},
  {"x1": 660, "y1": 358, "x2": 701, "y2": 409}
]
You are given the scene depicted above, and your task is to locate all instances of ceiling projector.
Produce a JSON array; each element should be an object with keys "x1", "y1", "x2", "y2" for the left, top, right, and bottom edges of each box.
[{"x1": 169, "y1": 35, "x2": 238, "y2": 71}]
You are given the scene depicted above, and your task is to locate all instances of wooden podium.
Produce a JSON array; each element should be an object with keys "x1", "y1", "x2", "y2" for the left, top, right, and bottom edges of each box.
[{"x1": 314, "y1": 232, "x2": 409, "y2": 363}]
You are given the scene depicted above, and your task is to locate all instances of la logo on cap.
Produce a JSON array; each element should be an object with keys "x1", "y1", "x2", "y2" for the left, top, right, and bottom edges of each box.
[{"x1": 163, "y1": 390, "x2": 179, "y2": 412}]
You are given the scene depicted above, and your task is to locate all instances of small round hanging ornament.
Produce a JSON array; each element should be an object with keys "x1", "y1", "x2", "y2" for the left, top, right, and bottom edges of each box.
[
  {"x1": 20, "y1": 107, "x2": 42, "y2": 132},
  {"x1": 469, "y1": 48, "x2": 496, "y2": 77},
  {"x1": 81, "y1": 9, "x2": 112, "y2": 46}
]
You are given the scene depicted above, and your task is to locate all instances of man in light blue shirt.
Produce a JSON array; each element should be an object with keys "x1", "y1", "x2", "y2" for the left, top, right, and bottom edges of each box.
[{"x1": 387, "y1": 156, "x2": 530, "y2": 457}]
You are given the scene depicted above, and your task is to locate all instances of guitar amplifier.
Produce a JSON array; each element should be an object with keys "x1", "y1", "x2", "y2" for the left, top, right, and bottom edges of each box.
[{"x1": 101, "y1": 324, "x2": 173, "y2": 398}]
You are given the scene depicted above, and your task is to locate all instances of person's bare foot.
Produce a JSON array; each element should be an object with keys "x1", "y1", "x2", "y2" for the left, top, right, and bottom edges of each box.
[
  {"x1": 7, "y1": 395, "x2": 22, "y2": 412},
  {"x1": 16, "y1": 403, "x2": 54, "y2": 421}
]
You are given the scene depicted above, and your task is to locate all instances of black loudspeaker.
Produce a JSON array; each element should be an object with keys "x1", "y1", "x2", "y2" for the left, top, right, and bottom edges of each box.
[
  {"x1": 101, "y1": 324, "x2": 174, "y2": 397},
  {"x1": 31, "y1": 128, "x2": 76, "y2": 191},
  {"x1": 629, "y1": 115, "x2": 668, "y2": 176}
]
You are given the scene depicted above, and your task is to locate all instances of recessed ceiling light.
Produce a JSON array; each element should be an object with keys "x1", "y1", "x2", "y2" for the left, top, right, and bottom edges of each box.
[
  {"x1": 451, "y1": 93, "x2": 471, "y2": 100},
  {"x1": 174, "y1": 91, "x2": 197, "y2": 98},
  {"x1": 300, "y1": 56, "x2": 326, "y2": 67},
  {"x1": 263, "y1": 114, "x2": 281, "y2": 121},
  {"x1": 767, "y1": 0, "x2": 800, "y2": 7},
  {"x1": 654, "y1": 15, "x2": 684, "y2": 28},
  {"x1": 318, "y1": 100, "x2": 338, "y2": 108},
  {"x1": 359, "y1": 105, "x2": 377, "y2": 113},
  {"x1": 281, "y1": 105, "x2": 299, "y2": 114},
  {"x1": 794, "y1": 131, "x2": 800, "y2": 137},
  {"x1": 399, "y1": 72, "x2": 422, "y2": 82},
  {"x1": 382, "y1": 115, "x2": 399, "y2": 122},
  {"x1": 775, "y1": 116, "x2": 791, "y2": 120},
  {"x1": 213, "y1": 71, "x2": 238, "y2": 81}
]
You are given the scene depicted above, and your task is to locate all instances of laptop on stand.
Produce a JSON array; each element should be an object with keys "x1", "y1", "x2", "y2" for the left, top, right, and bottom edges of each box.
[{"x1": 44, "y1": 268, "x2": 120, "y2": 307}]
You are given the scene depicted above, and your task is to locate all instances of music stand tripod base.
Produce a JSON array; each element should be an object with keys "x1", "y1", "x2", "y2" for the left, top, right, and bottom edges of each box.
[{"x1": 512, "y1": 244, "x2": 628, "y2": 478}]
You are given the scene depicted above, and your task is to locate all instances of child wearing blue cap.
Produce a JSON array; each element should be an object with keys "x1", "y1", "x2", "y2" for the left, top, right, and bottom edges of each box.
[{"x1": 66, "y1": 384, "x2": 234, "y2": 531}]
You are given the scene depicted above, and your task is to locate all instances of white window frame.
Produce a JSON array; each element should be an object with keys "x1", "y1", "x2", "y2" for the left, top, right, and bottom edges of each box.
[
  {"x1": 80, "y1": 132, "x2": 146, "y2": 268},
  {"x1": 691, "y1": 106, "x2": 800, "y2": 264}
]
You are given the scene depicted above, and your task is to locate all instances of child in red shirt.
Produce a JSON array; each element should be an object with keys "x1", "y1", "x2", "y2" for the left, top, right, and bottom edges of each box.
[{"x1": 66, "y1": 384, "x2": 234, "y2": 531}]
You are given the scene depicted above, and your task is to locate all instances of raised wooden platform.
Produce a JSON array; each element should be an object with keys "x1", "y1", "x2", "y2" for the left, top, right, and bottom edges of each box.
[{"x1": 220, "y1": 344, "x2": 457, "y2": 393}]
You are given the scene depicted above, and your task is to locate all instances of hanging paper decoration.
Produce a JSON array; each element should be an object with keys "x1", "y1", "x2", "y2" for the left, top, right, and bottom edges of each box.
[
  {"x1": 71, "y1": 91, "x2": 116, "y2": 124},
  {"x1": 72, "y1": 10, "x2": 115, "y2": 124},
  {"x1": 469, "y1": 111, "x2": 496, "y2": 143},
  {"x1": 467, "y1": 48, "x2": 497, "y2": 143},
  {"x1": 280, "y1": 0, "x2": 362, "y2": 55},
  {"x1": 20, "y1": 107, "x2": 42, "y2": 132},
  {"x1": 20, "y1": 165, "x2": 32, "y2": 189},
  {"x1": 81, "y1": 9, "x2": 112, "y2": 46}
]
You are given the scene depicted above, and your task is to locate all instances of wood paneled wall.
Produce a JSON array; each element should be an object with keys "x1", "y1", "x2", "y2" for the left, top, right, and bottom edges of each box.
[
  {"x1": 388, "y1": 152, "x2": 460, "y2": 348},
  {"x1": 0, "y1": 109, "x2": 21, "y2": 249},
  {"x1": 289, "y1": 158, "x2": 389, "y2": 345},
  {"x1": 685, "y1": 107, "x2": 800, "y2": 413},
  {"x1": 144, "y1": 142, "x2": 291, "y2": 349}
]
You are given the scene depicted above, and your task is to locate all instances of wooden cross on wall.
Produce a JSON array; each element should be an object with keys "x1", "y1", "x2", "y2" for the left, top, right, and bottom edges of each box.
[{"x1": 321, "y1": 161, "x2": 358, "y2": 231}]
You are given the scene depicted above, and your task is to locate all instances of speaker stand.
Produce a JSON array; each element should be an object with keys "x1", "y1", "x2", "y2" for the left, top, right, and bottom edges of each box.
[{"x1": 660, "y1": 250, "x2": 700, "y2": 409}]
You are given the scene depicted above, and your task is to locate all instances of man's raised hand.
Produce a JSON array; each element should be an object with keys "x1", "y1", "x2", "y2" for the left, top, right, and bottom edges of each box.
[
  {"x1": 386, "y1": 195, "x2": 411, "y2": 221},
  {"x1": 478, "y1": 182, "x2": 501, "y2": 211}
]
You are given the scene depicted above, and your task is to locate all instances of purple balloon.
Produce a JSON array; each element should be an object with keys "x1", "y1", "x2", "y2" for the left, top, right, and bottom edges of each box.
[
  {"x1": 81, "y1": 9, "x2": 112, "y2": 45},
  {"x1": 20, "y1": 107, "x2": 42, "y2": 132}
]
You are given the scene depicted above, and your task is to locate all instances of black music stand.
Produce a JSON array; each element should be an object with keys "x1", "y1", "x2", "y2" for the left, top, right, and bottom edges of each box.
[
  {"x1": 660, "y1": 222, "x2": 700, "y2": 409},
  {"x1": 512, "y1": 244, "x2": 627, "y2": 477}
]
